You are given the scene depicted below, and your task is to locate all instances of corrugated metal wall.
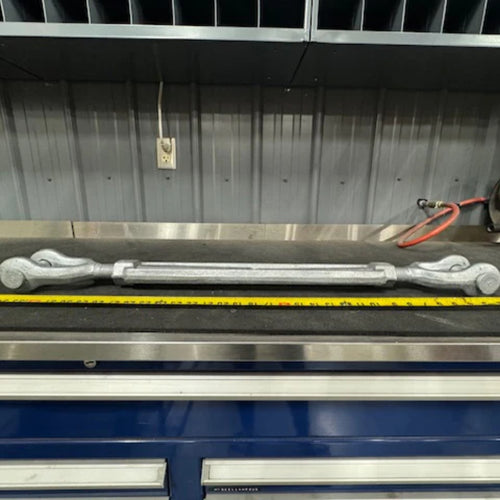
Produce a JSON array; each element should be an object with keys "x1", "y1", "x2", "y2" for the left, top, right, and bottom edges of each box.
[{"x1": 0, "y1": 81, "x2": 498, "y2": 223}]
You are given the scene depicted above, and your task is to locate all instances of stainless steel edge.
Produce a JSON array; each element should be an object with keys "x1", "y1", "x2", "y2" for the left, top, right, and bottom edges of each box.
[
  {"x1": 1, "y1": 332, "x2": 500, "y2": 362},
  {"x1": 0, "y1": 221, "x2": 496, "y2": 242},
  {"x1": 2, "y1": 373, "x2": 500, "y2": 400},
  {"x1": 312, "y1": 29, "x2": 500, "y2": 47},
  {"x1": 0, "y1": 220, "x2": 73, "y2": 239},
  {"x1": 71, "y1": 222, "x2": 499, "y2": 242},
  {"x1": 0, "y1": 23, "x2": 307, "y2": 42},
  {"x1": 201, "y1": 457, "x2": 500, "y2": 486}
]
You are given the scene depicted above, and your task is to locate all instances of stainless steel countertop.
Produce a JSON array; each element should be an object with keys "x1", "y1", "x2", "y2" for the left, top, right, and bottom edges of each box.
[{"x1": 0, "y1": 238, "x2": 498, "y2": 362}]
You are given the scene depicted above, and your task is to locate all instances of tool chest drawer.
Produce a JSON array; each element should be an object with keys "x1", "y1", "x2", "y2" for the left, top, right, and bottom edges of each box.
[
  {"x1": 202, "y1": 457, "x2": 500, "y2": 486},
  {"x1": 1, "y1": 373, "x2": 500, "y2": 400},
  {"x1": 202, "y1": 458, "x2": 500, "y2": 498},
  {"x1": 0, "y1": 459, "x2": 167, "y2": 497},
  {"x1": 1, "y1": 362, "x2": 500, "y2": 500}
]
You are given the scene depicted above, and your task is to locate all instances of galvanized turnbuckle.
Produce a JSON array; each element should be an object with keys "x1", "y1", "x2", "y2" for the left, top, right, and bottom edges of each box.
[{"x1": 0, "y1": 249, "x2": 499, "y2": 296}]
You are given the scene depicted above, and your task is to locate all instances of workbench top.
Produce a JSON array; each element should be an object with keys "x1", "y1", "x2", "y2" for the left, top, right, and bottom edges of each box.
[{"x1": 0, "y1": 238, "x2": 498, "y2": 336}]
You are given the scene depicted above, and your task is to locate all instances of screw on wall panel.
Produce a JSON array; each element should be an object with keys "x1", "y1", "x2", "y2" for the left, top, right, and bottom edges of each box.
[{"x1": 84, "y1": 360, "x2": 97, "y2": 369}]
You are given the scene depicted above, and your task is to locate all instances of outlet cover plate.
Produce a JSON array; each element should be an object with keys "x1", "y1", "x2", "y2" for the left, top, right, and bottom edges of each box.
[{"x1": 157, "y1": 138, "x2": 176, "y2": 170}]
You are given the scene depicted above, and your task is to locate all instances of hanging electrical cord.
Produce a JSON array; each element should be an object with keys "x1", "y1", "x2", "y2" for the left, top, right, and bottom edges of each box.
[
  {"x1": 158, "y1": 80, "x2": 164, "y2": 138},
  {"x1": 397, "y1": 197, "x2": 488, "y2": 248}
]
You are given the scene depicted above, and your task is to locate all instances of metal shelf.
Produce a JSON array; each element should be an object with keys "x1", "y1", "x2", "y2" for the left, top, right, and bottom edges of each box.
[
  {"x1": 482, "y1": 0, "x2": 500, "y2": 33},
  {"x1": 443, "y1": 0, "x2": 487, "y2": 34},
  {"x1": 130, "y1": 0, "x2": 173, "y2": 25},
  {"x1": 2, "y1": 0, "x2": 45, "y2": 22},
  {"x1": 314, "y1": 0, "x2": 498, "y2": 35},
  {"x1": 0, "y1": 0, "x2": 310, "y2": 83},
  {"x1": 0, "y1": 0, "x2": 309, "y2": 29},
  {"x1": 261, "y1": 0, "x2": 305, "y2": 28},
  {"x1": 88, "y1": 0, "x2": 130, "y2": 24},
  {"x1": 175, "y1": 0, "x2": 214, "y2": 26},
  {"x1": 403, "y1": 0, "x2": 445, "y2": 32},
  {"x1": 217, "y1": 0, "x2": 258, "y2": 27},
  {"x1": 0, "y1": 0, "x2": 499, "y2": 87},
  {"x1": 303, "y1": 0, "x2": 500, "y2": 90},
  {"x1": 44, "y1": 0, "x2": 88, "y2": 23},
  {"x1": 363, "y1": 0, "x2": 406, "y2": 31}
]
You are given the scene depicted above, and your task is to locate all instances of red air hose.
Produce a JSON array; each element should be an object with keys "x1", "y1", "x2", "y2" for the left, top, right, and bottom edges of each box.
[{"x1": 397, "y1": 197, "x2": 488, "y2": 248}]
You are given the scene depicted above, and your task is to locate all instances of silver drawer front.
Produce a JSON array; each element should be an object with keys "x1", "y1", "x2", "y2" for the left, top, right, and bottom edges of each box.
[
  {"x1": 0, "y1": 460, "x2": 166, "y2": 490},
  {"x1": 0, "y1": 373, "x2": 500, "y2": 400},
  {"x1": 202, "y1": 458, "x2": 500, "y2": 486}
]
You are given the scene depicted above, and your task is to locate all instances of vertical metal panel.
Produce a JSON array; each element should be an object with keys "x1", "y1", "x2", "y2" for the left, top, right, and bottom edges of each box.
[
  {"x1": 199, "y1": 85, "x2": 254, "y2": 222},
  {"x1": 7, "y1": 81, "x2": 82, "y2": 220},
  {"x1": 370, "y1": 90, "x2": 441, "y2": 224},
  {"x1": 251, "y1": 84, "x2": 263, "y2": 223},
  {"x1": 71, "y1": 82, "x2": 140, "y2": 221},
  {"x1": 317, "y1": 88, "x2": 377, "y2": 224},
  {"x1": 308, "y1": 85, "x2": 325, "y2": 223},
  {"x1": 0, "y1": 82, "x2": 29, "y2": 219},
  {"x1": 261, "y1": 86, "x2": 314, "y2": 223},
  {"x1": 0, "y1": 81, "x2": 498, "y2": 224}
]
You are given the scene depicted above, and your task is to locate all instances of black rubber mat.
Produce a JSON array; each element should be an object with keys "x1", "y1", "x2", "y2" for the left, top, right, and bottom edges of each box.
[{"x1": 0, "y1": 238, "x2": 498, "y2": 336}]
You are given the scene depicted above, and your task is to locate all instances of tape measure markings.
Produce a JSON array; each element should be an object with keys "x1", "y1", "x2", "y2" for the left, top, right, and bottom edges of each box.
[{"x1": 0, "y1": 294, "x2": 498, "y2": 307}]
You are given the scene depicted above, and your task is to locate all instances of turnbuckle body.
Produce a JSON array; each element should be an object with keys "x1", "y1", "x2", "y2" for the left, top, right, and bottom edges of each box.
[{"x1": 0, "y1": 249, "x2": 499, "y2": 296}]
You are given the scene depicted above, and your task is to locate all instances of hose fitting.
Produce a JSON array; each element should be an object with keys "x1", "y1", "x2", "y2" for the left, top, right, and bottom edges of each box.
[{"x1": 425, "y1": 200, "x2": 445, "y2": 209}]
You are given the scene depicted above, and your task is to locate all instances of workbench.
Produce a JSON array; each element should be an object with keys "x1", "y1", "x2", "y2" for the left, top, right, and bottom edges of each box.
[
  {"x1": 0, "y1": 238, "x2": 498, "y2": 336},
  {"x1": 0, "y1": 237, "x2": 499, "y2": 500}
]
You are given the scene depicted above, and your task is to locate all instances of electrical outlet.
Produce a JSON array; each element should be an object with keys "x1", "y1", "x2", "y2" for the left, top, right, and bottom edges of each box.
[{"x1": 157, "y1": 137, "x2": 176, "y2": 169}]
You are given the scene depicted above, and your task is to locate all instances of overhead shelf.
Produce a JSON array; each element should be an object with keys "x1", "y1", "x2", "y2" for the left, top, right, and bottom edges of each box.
[
  {"x1": 0, "y1": 0, "x2": 310, "y2": 83},
  {"x1": 482, "y1": 0, "x2": 500, "y2": 33},
  {"x1": 443, "y1": 0, "x2": 487, "y2": 34},
  {"x1": 363, "y1": 0, "x2": 406, "y2": 32},
  {"x1": 403, "y1": 0, "x2": 445, "y2": 32},
  {"x1": 0, "y1": 0, "x2": 309, "y2": 30},
  {"x1": 44, "y1": 0, "x2": 88, "y2": 23},
  {"x1": 0, "y1": 0, "x2": 499, "y2": 88},
  {"x1": 217, "y1": 0, "x2": 257, "y2": 27},
  {"x1": 175, "y1": 0, "x2": 215, "y2": 26},
  {"x1": 313, "y1": 0, "x2": 495, "y2": 35},
  {"x1": 88, "y1": 0, "x2": 131, "y2": 24},
  {"x1": 301, "y1": 0, "x2": 500, "y2": 90},
  {"x1": 2, "y1": 0, "x2": 45, "y2": 22},
  {"x1": 130, "y1": 0, "x2": 173, "y2": 25}
]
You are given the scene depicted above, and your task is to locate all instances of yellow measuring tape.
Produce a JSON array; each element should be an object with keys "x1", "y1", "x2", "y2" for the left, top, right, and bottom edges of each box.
[{"x1": 0, "y1": 294, "x2": 498, "y2": 307}]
